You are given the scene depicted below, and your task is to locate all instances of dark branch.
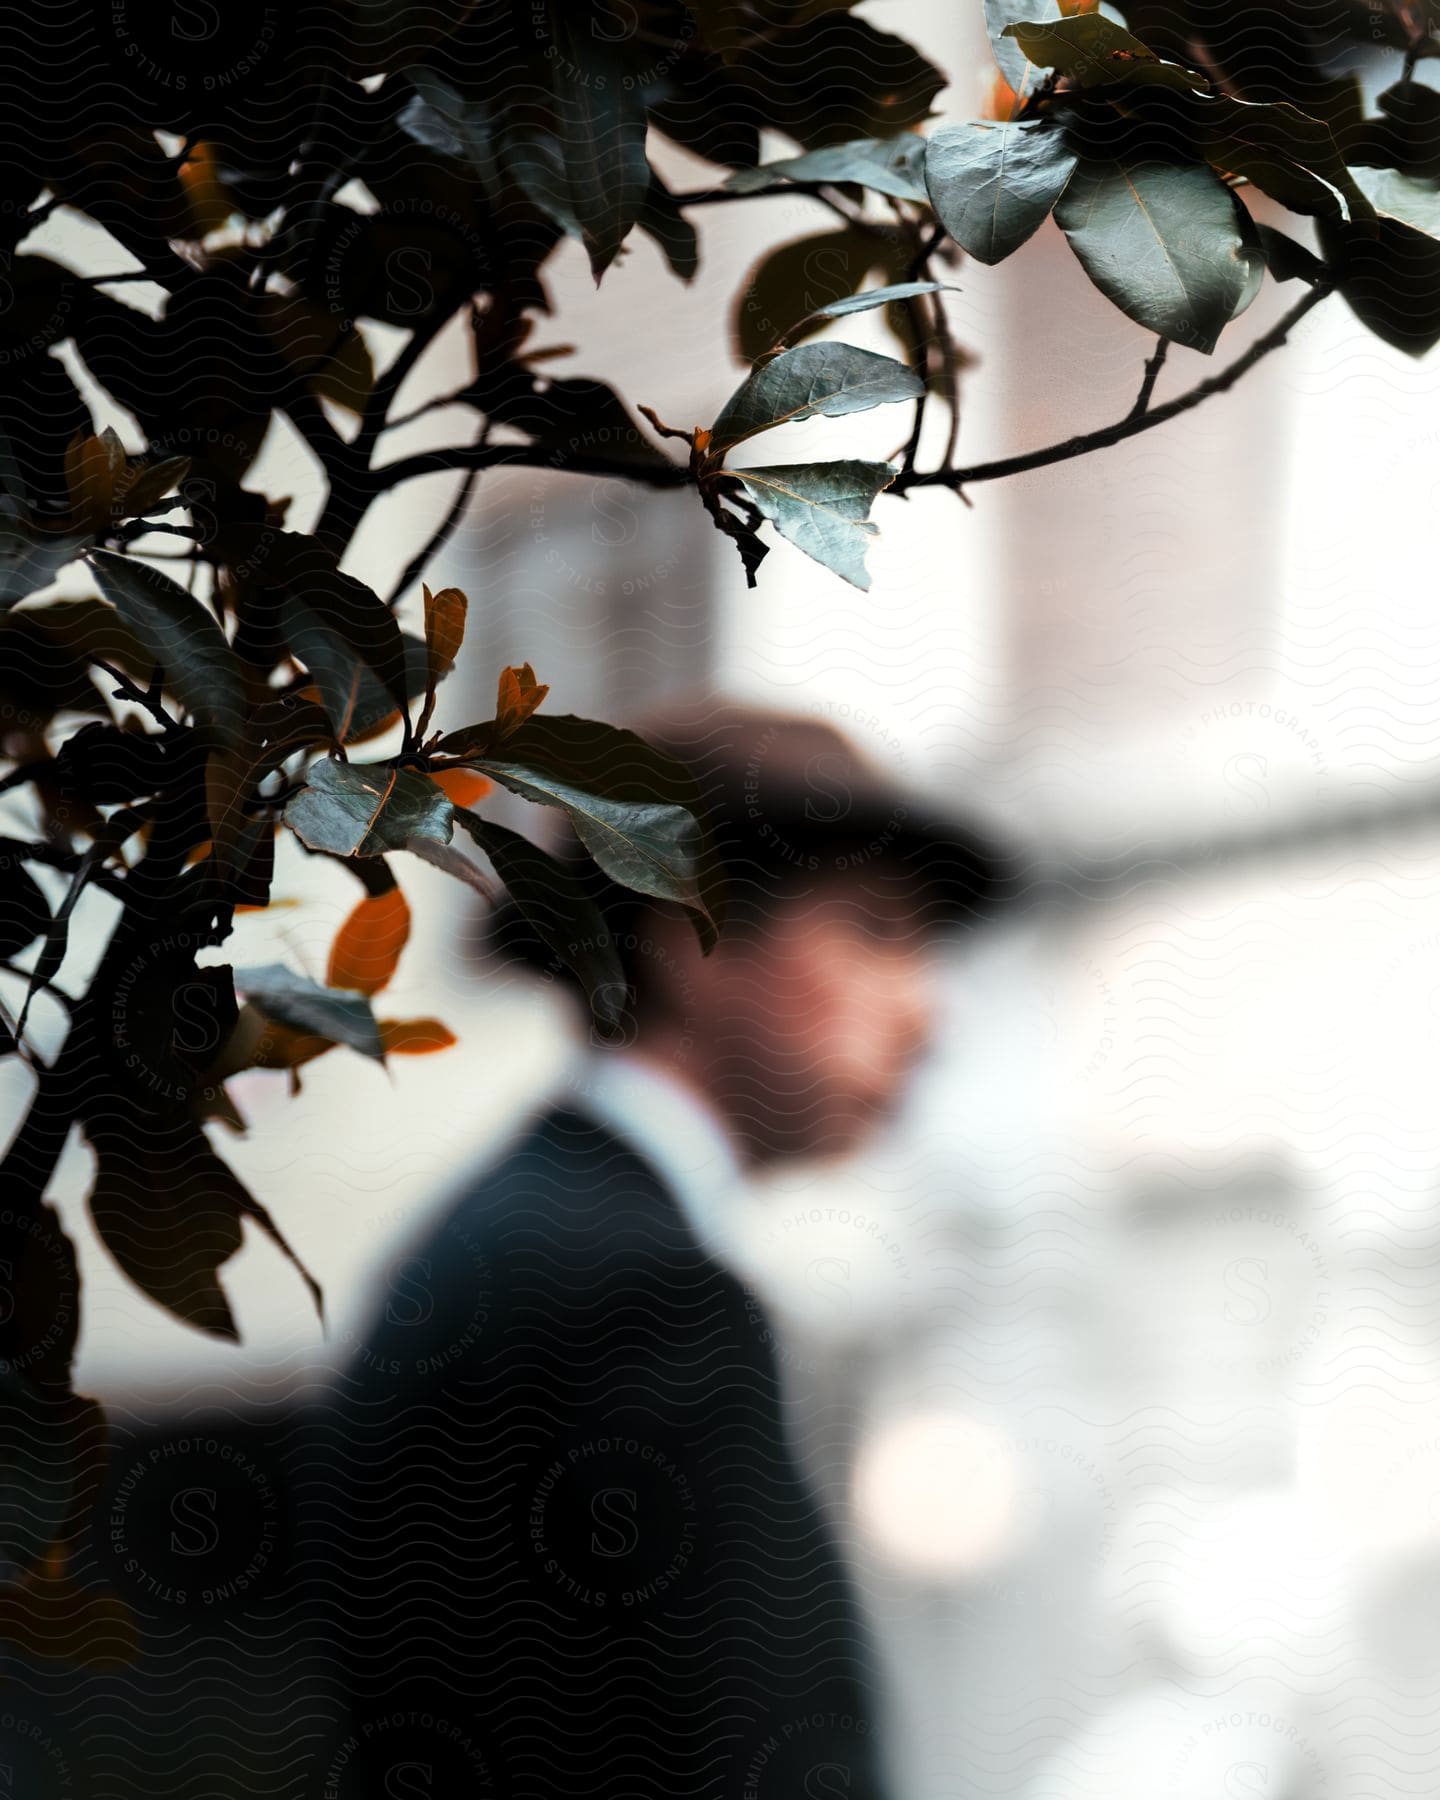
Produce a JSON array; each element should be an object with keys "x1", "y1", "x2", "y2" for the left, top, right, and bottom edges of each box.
[
  {"x1": 1129, "y1": 337, "x2": 1170, "y2": 419},
  {"x1": 896, "y1": 280, "x2": 1337, "y2": 495}
]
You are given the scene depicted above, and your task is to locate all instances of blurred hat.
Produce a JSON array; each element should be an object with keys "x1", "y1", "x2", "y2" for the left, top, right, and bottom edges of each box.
[{"x1": 631, "y1": 697, "x2": 1020, "y2": 928}]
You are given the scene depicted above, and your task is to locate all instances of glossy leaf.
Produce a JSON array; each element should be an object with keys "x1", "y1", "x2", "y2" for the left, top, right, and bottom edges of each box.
[
  {"x1": 1054, "y1": 157, "x2": 1256, "y2": 353},
  {"x1": 726, "y1": 135, "x2": 930, "y2": 202},
  {"x1": 711, "y1": 342, "x2": 924, "y2": 453},
  {"x1": 278, "y1": 543, "x2": 409, "y2": 738},
  {"x1": 808, "y1": 281, "x2": 960, "y2": 320},
  {"x1": 1194, "y1": 94, "x2": 1376, "y2": 224},
  {"x1": 326, "y1": 887, "x2": 411, "y2": 996},
  {"x1": 283, "y1": 759, "x2": 455, "y2": 858},
  {"x1": 235, "y1": 963, "x2": 384, "y2": 1059},
  {"x1": 732, "y1": 460, "x2": 897, "y2": 590},
  {"x1": 925, "y1": 120, "x2": 1079, "y2": 264},
  {"x1": 87, "y1": 551, "x2": 248, "y2": 749},
  {"x1": 1003, "y1": 14, "x2": 1170, "y2": 88},
  {"x1": 985, "y1": 0, "x2": 1100, "y2": 102},
  {"x1": 456, "y1": 812, "x2": 627, "y2": 1033},
  {"x1": 1347, "y1": 166, "x2": 1440, "y2": 239},
  {"x1": 552, "y1": 17, "x2": 650, "y2": 280},
  {"x1": 474, "y1": 759, "x2": 710, "y2": 931}
]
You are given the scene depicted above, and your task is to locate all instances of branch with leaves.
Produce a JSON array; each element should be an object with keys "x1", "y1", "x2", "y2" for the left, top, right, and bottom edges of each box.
[{"x1": 0, "y1": 0, "x2": 1437, "y2": 1664}]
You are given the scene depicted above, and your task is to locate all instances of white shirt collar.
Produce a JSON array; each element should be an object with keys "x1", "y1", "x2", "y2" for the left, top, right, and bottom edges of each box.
[{"x1": 558, "y1": 1046, "x2": 747, "y2": 1254}]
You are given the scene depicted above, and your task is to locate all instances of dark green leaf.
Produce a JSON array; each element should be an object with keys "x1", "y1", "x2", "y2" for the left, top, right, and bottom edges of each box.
[
  {"x1": 1257, "y1": 225, "x2": 1329, "y2": 284},
  {"x1": 808, "y1": 281, "x2": 961, "y2": 320},
  {"x1": 552, "y1": 17, "x2": 651, "y2": 280},
  {"x1": 86, "y1": 551, "x2": 248, "y2": 750},
  {"x1": 1054, "y1": 157, "x2": 1256, "y2": 353},
  {"x1": 436, "y1": 713, "x2": 723, "y2": 947},
  {"x1": 732, "y1": 227, "x2": 892, "y2": 364},
  {"x1": 234, "y1": 962, "x2": 383, "y2": 1059},
  {"x1": 985, "y1": 0, "x2": 1097, "y2": 101},
  {"x1": 343, "y1": 633, "x2": 432, "y2": 740},
  {"x1": 86, "y1": 1114, "x2": 323, "y2": 1337},
  {"x1": 711, "y1": 342, "x2": 924, "y2": 453},
  {"x1": 726, "y1": 135, "x2": 930, "y2": 202},
  {"x1": 1321, "y1": 195, "x2": 1440, "y2": 355},
  {"x1": 1003, "y1": 14, "x2": 1179, "y2": 89},
  {"x1": 732, "y1": 459, "x2": 897, "y2": 590},
  {"x1": 283, "y1": 759, "x2": 454, "y2": 857},
  {"x1": 274, "y1": 537, "x2": 409, "y2": 734},
  {"x1": 1194, "y1": 94, "x2": 1376, "y2": 224},
  {"x1": 502, "y1": 126, "x2": 581, "y2": 235},
  {"x1": 455, "y1": 812, "x2": 627, "y2": 1033},
  {"x1": 0, "y1": 503, "x2": 87, "y2": 612},
  {"x1": 1347, "y1": 166, "x2": 1440, "y2": 239},
  {"x1": 925, "y1": 120, "x2": 1079, "y2": 264},
  {"x1": 637, "y1": 176, "x2": 699, "y2": 280},
  {"x1": 470, "y1": 761, "x2": 708, "y2": 927}
]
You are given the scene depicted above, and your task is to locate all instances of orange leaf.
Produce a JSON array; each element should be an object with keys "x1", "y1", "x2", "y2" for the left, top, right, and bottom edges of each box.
[
  {"x1": 326, "y1": 887, "x2": 411, "y2": 996},
  {"x1": 429, "y1": 767, "x2": 493, "y2": 806},
  {"x1": 423, "y1": 584, "x2": 468, "y2": 683},
  {"x1": 179, "y1": 140, "x2": 233, "y2": 238},
  {"x1": 379, "y1": 1017, "x2": 457, "y2": 1055},
  {"x1": 494, "y1": 662, "x2": 549, "y2": 739},
  {"x1": 64, "y1": 428, "x2": 124, "y2": 532}
]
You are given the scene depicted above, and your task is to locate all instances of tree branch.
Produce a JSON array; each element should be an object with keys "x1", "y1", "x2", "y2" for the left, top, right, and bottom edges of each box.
[
  {"x1": 373, "y1": 439, "x2": 692, "y2": 494},
  {"x1": 896, "y1": 279, "x2": 1336, "y2": 495}
]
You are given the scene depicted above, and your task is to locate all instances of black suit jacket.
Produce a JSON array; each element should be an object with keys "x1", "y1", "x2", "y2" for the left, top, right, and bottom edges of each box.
[{"x1": 321, "y1": 1102, "x2": 889, "y2": 1800}]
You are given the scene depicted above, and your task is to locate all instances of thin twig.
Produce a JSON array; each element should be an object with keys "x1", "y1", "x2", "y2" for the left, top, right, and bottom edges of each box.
[
  {"x1": 387, "y1": 458, "x2": 483, "y2": 608},
  {"x1": 1128, "y1": 337, "x2": 1170, "y2": 419},
  {"x1": 92, "y1": 659, "x2": 180, "y2": 732},
  {"x1": 896, "y1": 279, "x2": 1336, "y2": 495}
]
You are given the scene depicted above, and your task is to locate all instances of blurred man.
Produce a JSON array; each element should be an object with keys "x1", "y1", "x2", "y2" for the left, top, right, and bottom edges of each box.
[{"x1": 324, "y1": 703, "x2": 1012, "y2": 1800}]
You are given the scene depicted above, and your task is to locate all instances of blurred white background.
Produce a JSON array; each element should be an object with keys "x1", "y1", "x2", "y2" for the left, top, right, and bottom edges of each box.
[{"x1": 7, "y1": 3, "x2": 1440, "y2": 1796}]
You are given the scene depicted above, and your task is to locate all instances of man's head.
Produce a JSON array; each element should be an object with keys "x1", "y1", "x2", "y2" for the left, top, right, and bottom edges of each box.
[{"x1": 491, "y1": 700, "x2": 1015, "y2": 1166}]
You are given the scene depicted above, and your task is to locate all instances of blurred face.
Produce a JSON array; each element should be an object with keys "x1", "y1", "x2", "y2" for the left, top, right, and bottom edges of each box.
[{"x1": 667, "y1": 872, "x2": 940, "y2": 1165}]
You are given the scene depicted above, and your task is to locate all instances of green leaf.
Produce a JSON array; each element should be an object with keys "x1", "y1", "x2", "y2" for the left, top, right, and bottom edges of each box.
[
  {"x1": 637, "y1": 176, "x2": 699, "y2": 280},
  {"x1": 732, "y1": 460, "x2": 897, "y2": 590},
  {"x1": 726, "y1": 135, "x2": 930, "y2": 202},
  {"x1": 985, "y1": 0, "x2": 1098, "y2": 101},
  {"x1": 1347, "y1": 166, "x2": 1440, "y2": 239},
  {"x1": 0, "y1": 501, "x2": 88, "y2": 612},
  {"x1": 501, "y1": 126, "x2": 581, "y2": 235},
  {"x1": 1003, "y1": 14, "x2": 1172, "y2": 88},
  {"x1": 234, "y1": 963, "x2": 384, "y2": 1059},
  {"x1": 1053, "y1": 157, "x2": 1256, "y2": 353},
  {"x1": 437, "y1": 713, "x2": 721, "y2": 948},
  {"x1": 87, "y1": 550, "x2": 248, "y2": 750},
  {"x1": 808, "y1": 281, "x2": 960, "y2": 320},
  {"x1": 1193, "y1": 94, "x2": 1376, "y2": 225},
  {"x1": 552, "y1": 17, "x2": 651, "y2": 280},
  {"x1": 732, "y1": 227, "x2": 894, "y2": 364},
  {"x1": 710, "y1": 342, "x2": 923, "y2": 453},
  {"x1": 469, "y1": 761, "x2": 710, "y2": 931},
  {"x1": 274, "y1": 536, "x2": 409, "y2": 735},
  {"x1": 1320, "y1": 177, "x2": 1440, "y2": 355},
  {"x1": 455, "y1": 812, "x2": 627, "y2": 1033},
  {"x1": 925, "y1": 120, "x2": 1079, "y2": 264},
  {"x1": 283, "y1": 759, "x2": 454, "y2": 857}
]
